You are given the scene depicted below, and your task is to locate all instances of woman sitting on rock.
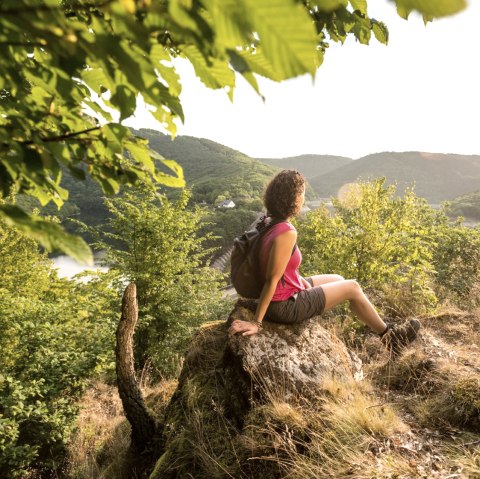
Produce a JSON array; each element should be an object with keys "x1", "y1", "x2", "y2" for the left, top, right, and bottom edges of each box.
[{"x1": 228, "y1": 169, "x2": 420, "y2": 355}]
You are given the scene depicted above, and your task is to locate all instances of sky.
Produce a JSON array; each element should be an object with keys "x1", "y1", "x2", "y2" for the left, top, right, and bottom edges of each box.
[{"x1": 125, "y1": 1, "x2": 480, "y2": 160}]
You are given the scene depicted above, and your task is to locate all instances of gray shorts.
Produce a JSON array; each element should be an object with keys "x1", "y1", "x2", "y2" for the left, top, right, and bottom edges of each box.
[{"x1": 265, "y1": 277, "x2": 326, "y2": 325}]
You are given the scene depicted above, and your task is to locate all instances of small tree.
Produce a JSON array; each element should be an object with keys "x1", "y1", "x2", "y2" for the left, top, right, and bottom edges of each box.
[{"x1": 100, "y1": 186, "x2": 228, "y2": 376}]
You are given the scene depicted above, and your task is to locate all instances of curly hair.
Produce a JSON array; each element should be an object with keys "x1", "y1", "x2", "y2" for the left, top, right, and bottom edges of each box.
[{"x1": 264, "y1": 170, "x2": 306, "y2": 219}]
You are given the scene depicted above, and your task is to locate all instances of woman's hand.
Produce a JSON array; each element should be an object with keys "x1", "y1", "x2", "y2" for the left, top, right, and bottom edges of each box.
[
  {"x1": 228, "y1": 319, "x2": 261, "y2": 337},
  {"x1": 301, "y1": 276, "x2": 312, "y2": 289}
]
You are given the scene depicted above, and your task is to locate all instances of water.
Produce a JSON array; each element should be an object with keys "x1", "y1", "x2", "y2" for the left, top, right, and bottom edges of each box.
[{"x1": 52, "y1": 254, "x2": 108, "y2": 279}]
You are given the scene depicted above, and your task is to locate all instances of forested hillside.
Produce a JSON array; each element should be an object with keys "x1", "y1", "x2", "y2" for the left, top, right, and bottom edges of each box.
[
  {"x1": 258, "y1": 154, "x2": 352, "y2": 179},
  {"x1": 133, "y1": 128, "x2": 279, "y2": 205},
  {"x1": 309, "y1": 152, "x2": 480, "y2": 202},
  {"x1": 17, "y1": 139, "x2": 480, "y2": 250},
  {"x1": 17, "y1": 131, "x2": 282, "y2": 246}
]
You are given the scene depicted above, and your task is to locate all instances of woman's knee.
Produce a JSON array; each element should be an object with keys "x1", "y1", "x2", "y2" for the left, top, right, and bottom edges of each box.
[{"x1": 345, "y1": 279, "x2": 362, "y2": 298}]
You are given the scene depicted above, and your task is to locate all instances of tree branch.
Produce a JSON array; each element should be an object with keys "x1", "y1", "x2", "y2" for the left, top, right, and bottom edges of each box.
[{"x1": 21, "y1": 126, "x2": 101, "y2": 145}]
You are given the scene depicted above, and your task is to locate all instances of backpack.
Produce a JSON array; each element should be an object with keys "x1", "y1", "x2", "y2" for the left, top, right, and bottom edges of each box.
[{"x1": 230, "y1": 215, "x2": 284, "y2": 298}]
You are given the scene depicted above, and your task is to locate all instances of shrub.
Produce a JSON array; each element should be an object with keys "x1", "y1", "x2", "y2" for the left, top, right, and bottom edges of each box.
[{"x1": 298, "y1": 179, "x2": 438, "y2": 316}]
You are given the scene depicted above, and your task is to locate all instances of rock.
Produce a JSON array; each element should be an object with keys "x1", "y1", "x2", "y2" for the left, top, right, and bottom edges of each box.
[
  {"x1": 150, "y1": 302, "x2": 363, "y2": 478},
  {"x1": 226, "y1": 300, "x2": 363, "y2": 404}
]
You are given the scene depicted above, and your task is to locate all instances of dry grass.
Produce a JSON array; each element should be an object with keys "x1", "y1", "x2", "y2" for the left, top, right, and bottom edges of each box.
[
  {"x1": 64, "y1": 379, "x2": 177, "y2": 479},
  {"x1": 239, "y1": 379, "x2": 413, "y2": 479},
  {"x1": 458, "y1": 448, "x2": 480, "y2": 479}
]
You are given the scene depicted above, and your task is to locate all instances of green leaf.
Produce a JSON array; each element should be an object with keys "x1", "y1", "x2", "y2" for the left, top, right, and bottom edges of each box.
[
  {"x1": 353, "y1": 14, "x2": 371, "y2": 44},
  {"x1": 236, "y1": 47, "x2": 281, "y2": 81},
  {"x1": 396, "y1": 4, "x2": 412, "y2": 19},
  {"x1": 168, "y1": 0, "x2": 201, "y2": 32},
  {"x1": 312, "y1": 0, "x2": 348, "y2": 12},
  {"x1": 201, "y1": 0, "x2": 249, "y2": 49},
  {"x1": 350, "y1": 0, "x2": 367, "y2": 14},
  {"x1": 81, "y1": 68, "x2": 113, "y2": 95},
  {"x1": 110, "y1": 85, "x2": 137, "y2": 121},
  {"x1": 150, "y1": 150, "x2": 185, "y2": 188},
  {"x1": 244, "y1": 0, "x2": 318, "y2": 79},
  {"x1": 394, "y1": 0, "x2": 467, "y2": 18},
  {"x1": 0, "y1": 205, "x2": 93, "y2": 265},
  {"x1": 372, "y1": 20, "x2": 389, "y2": 45},
  {"x1": 181, "y1": 44, "x2": 236, "y2": 91},
  {"x1": 150, "y1": 45, "x2": 182, "y2": 97},
  {"x1": 126, "y1": 140, "x2": 155, "y2": 174}
]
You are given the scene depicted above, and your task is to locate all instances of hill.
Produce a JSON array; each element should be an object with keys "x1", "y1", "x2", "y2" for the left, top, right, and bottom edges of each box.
[
  {"x1": 309, "y1": 152, "x2": 480, "y2": 202},
  {"x1": 17, "y1": 130, "x2": 284, "y2": 244},
  {"x1": 133, "y1": 128, "x2": 279, "y2": 205},
  {"x1": 257, "y1": 154, "x2": 352, "y2": 179}
]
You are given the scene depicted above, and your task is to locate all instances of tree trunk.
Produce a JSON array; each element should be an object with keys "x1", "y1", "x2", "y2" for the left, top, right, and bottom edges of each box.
[{"x1": 116, "y1": 283, "x2": 157, "y2": 451}]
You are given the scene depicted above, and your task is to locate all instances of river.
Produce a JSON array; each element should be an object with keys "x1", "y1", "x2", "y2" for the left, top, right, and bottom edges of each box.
[{"x1": 52, "y1": 254, "x2": 108, "y2": 279}]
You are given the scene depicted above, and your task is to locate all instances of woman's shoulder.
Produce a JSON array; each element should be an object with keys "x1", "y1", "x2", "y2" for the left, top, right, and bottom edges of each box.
[{"x1": 268, "y1": 220, "x2": 297, "y2": 235}]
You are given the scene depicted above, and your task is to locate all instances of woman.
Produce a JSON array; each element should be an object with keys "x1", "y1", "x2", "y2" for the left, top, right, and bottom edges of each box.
[{"x1": 228, "y1": 170, "x2": 420, "y2": 355}]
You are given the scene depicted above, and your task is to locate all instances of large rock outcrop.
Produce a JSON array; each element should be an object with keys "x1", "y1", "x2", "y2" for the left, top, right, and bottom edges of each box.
[
  {"x1": 149, "y1": 300, "x2": 363, "y2": 478},
  {"x1": 226, "y1": 299, "x2": 363, "y2": 404}
]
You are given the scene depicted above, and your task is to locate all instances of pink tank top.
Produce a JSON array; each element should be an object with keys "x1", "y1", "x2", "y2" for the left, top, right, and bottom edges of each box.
[{"x1": 259, "y1": 221, "x2": 305, "y2": 301}]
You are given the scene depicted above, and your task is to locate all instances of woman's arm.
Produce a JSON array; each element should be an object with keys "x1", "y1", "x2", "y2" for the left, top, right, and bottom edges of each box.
[{"x1": 228, "y1": 229, "x2": 297, "y2": 337}]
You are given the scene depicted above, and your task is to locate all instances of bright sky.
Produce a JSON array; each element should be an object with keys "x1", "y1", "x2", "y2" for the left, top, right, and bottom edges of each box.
[{"x1": 126, "y1": 1, "x2": 480, "y2": 160}]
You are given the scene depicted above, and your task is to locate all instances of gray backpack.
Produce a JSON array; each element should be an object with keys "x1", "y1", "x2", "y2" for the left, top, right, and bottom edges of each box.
[{"x1": 230, "y1": 216, "x2": 284, "y2": 298}]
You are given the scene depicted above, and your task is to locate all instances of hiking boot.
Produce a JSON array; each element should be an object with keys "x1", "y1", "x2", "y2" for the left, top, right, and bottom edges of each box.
[{"x1": 381, "y1": 319, "x2": 421, "y2": 356}]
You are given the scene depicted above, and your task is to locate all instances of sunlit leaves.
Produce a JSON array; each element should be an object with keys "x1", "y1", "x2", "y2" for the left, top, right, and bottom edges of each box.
[
  {"x1": 353, "y1": 14, "x2": 372, "y2": 44},
  {"x1": 148, "y1": 149, "x2": 185, "y2": 188},
  {"x1": 182, "y1": 44, "x2": 236, "y2": 97},
  {"x1": 0, "y1": 204, "x2": 93, "y2": 264},
  {"x1": 372, "y1": 20, "x2": 389, "y2": 44},
  {"x1": 394, "y1": 0, "x2": 467, "y2": 20},
  {"x1": 245, "y1": 0, "x2": 317, "y2": 79},
  {"x1": 350, "y1": 0, "x2": 368, "y2": 14}
]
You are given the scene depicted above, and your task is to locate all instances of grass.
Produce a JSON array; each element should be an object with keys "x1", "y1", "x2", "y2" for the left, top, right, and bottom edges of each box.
[{"x1": 64, "y1": 379, "x2": 177, "y2": 479}]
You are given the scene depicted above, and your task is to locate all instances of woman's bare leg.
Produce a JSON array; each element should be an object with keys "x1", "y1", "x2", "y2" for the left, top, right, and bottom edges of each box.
[
  {"x1": 320, "y1": 279, "x2": 386, "y2": 334},
  {"x1": 310, "y1": 274, "x2": 345, "y2": 286}
]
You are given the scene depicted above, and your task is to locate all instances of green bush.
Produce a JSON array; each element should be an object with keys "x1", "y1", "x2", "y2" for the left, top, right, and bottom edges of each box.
[
  {"x1": 298, "y1": 179, "x2": 438, "y2": 315},
  {"x1": 433, "y1": 221, "x2": 480, "y2": 307},
  {"x1": 0, "y1": 217, "x2": 118, "y2": 477},
  {"x1": 298, "y1": 179, "x2": 480, "y2": 315}
]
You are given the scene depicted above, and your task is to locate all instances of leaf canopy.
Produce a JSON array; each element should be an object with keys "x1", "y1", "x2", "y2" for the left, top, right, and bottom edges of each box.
[{"x1": 0, "y1": 0, "x2": 467, "y2": 261}]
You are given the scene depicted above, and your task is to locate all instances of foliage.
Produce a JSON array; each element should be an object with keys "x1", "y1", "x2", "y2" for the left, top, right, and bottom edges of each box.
[
  {"x1": 97, "y1": 185, "x2": 229, "y2": 376},
  {"x1": 201, "y1": 207, "x2": 260, "y2": 252},
  {"x1": 447, "y1": 191, "x2": 480, "y2": 221},
  {"x1": 298, "y1": 179, "x2": 438, "y2": 315},
  {"x1": 433, "y1": 221, "x2": 480, "y2": 306},
  {"x1": 0, "y1": 217, "x2": 119, "y2": 477},
  {"x1": 0, "y1": 0, "x2": 465, "y2": 259},
  {"x1": 299, "y1": 178, "x2": 480, "y2": 314}
]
